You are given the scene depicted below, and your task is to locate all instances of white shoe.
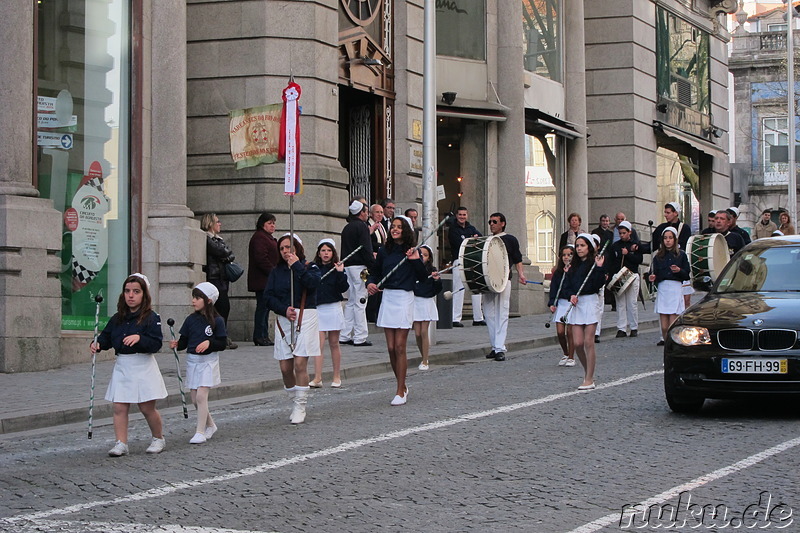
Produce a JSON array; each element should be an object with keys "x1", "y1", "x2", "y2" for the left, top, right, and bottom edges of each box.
[
  {"x1": 418, "y1": 362, "x2": 429, "y2": 370},
  {"x1": 290, "y1": 388, "x2": 308, "y2": 424},
  {"x1": 565, "y1": 358, "x2": 576, "y2": 367},
  {"x1": 390, "y1": 387, "x2": 408, "y2": 406},
  {"x1": 146, "y1": 437, "x2": 166, "y2": 454},
  {"x1": 189, "y1": 432, "x2": 207, "y2": 444},
  {"x1": 204, "y1": 424, "x2": 218, "y2": 440},
  {"x1": 557, "y1": 355, "x2": 569, "y2": 366},
  {"x1": 108, "y1": 441, "x2": 129, "y2": 457}
]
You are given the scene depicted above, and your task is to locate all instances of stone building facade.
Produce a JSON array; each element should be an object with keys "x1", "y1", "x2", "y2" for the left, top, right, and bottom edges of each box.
[{"x1": 0, "y1": 0, "x2": 735, "y2": 372}]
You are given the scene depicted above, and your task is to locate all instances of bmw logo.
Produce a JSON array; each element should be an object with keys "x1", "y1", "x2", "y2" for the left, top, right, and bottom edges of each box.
[{"x1": 753, "y1": 319, "x2": 763, "y2": 326}]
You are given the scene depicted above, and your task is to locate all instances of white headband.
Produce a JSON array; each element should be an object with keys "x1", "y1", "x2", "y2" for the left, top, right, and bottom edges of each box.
[
  {"x1": 618, "y1": 220, "x2": 632, "y2": 232},
  {"x1": 194, "y1": 281, "x2": 219, "y2": 304},
  {"x1": 577, "y1": 233, "x2": 595, "y2": 249},
  {"x1": 349, "y1": 200, "x2": 364, "y2": 215},
  {"x1": 666, "y1": 201, "x2": 681, "y2": 214},
  {"x1": 281, "y1": 232, "x2": 303, "y2": 245},
  {"x1": 662, "y1": 226, "x2": 679, "y2": 238},
  {"x1": 396, "y1": 215, "x2": 413, "y2": 229},
  {"x1": 318, "y1": 238, "x2": 336, "y2": 249},
  {"x1": 130, "y1": 273, "x2": 150, "y2": 289}
]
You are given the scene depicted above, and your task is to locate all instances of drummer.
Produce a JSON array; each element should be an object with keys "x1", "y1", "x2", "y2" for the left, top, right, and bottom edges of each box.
[
  {"x1": 483, "y1": 212, "x2": 526, "y2": 362},
  {"x1": 609, "y1": 221, "x2": 643, "y2": 338}
]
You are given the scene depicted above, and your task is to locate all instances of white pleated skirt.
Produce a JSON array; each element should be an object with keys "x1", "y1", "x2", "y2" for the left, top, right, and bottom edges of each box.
[
  {"x1": 274, "y1": 310, "x2": 320, "y2": 360},
  {"x1": 105, "y1": 353, "x2": 168, "y2": 404},
  {"x1": 317, "y1": 302, "x2": 345, "y2": 332},
  {"x1": 185, "y1": 352, "x2": 221, "y2": 389},
  {"x1": 656, "y1": 280, "x2": 686, "y2": 315},
  {"x1": 681, "y1": 280, "x2": 694, "y2": 296},
  {"x1": 567, "y1": 293, "x2": 600, "y2": 326},
  {"x1": 555, "y1": 298, "x2": 571, "y2": 323},
  {"x1": 377, "y1": 289, "x2": 415, "y2": 329},
  {"x1": 413, "y1": 295, "x2": 439, "y2": 322}
]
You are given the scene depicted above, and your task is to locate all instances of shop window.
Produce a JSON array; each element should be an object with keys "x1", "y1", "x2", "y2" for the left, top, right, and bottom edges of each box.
[
  {"x1": 656, "y1": 7, "x2": 710, "y2": 115},
  {"x1": 36, "y1": 0, "x2": 131, "y2": 330},
  {"x1": 436, "y1": 0, "x2": 486, "y2": 60},
  {"x1": 522, "y1": 0, "x2": 561, "y2": 82}
]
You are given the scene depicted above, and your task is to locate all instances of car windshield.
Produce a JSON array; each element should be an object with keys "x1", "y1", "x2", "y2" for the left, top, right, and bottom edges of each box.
[{"x1": 715, "y1": 245, "x2": 800, "y2": 293}]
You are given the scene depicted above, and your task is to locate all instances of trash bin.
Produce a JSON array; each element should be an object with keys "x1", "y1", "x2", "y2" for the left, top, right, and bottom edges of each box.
[{"x1": 436, "y1": 276, "x2": 453, "y2": 329}]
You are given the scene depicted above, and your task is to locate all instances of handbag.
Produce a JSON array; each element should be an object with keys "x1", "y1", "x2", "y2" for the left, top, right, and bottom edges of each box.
[{"x1": 224, "y1": 261, "x2": 244, "y2": 282}]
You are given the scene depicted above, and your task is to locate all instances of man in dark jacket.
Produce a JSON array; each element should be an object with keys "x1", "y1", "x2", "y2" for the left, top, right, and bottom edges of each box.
[
  {"x1": 248, "y1": 212, "x2": 278, "y2": 346},
  {"x1": 591, "y1": 214, "x2": 614, "y2": 258},
  {"x1": 447, "y1": 206, "x2": 485, "y2": 327},
  {"x1": 609, "y1": 221, "x2": 643, "y2": 337},
  {"x1": 726, "y1": 206, "x2": 751, "y2": 246},
  {"x1": 339, "y1": 200, "x2": 375, "y2": 346}
]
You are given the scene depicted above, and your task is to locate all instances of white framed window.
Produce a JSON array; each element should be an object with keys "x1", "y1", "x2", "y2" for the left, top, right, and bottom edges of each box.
[
  {"x1": 763, "y1": 116, "x2": 788, "y2": 172},
  {"x1": 535, "y1": 212, "x2": 555, "y2": 264}
]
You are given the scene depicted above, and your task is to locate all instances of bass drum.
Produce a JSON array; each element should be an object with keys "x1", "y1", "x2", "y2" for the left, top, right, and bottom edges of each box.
[
  {"x1": 458, "y1": 235, "x2": 509, "y2": 294},
  {"x1": 687, "y1": 233, "x2": 729, "y2": 290}
]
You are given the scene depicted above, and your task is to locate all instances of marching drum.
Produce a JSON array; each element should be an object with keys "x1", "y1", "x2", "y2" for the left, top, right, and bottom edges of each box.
[
  {"x1": 687, "y1": 234, "x2": 729, "y2": 290},
  {"x1": 606, "y1": 267, "x2": 637, "y2": 296},
  {"x1": 458, "y1": 235, "x2": 509, "y2": 294}
]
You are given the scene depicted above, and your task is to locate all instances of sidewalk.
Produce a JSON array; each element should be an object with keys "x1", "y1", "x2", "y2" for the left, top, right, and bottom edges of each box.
[{"x1": 0, "y1": 304, "x2": 660, "y2": 434}]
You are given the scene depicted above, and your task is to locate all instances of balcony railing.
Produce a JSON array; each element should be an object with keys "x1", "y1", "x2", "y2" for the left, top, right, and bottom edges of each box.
[{"x1": 731, "y1": 31, "x2": 800, "y2": 56}]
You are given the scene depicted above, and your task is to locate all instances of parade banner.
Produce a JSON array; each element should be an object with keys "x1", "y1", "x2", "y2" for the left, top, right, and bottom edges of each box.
[
  {"x1": 280, "y1": 81, "x2": 302, "y2": 195},
  {"x1": 229, "y1": 103, "x2": 282, "y2": 170}
]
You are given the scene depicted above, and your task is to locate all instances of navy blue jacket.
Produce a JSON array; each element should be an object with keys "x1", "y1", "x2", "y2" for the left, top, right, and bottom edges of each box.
[
  {"x1": 547, "y1": 268, "x2": 570, "y2": 307},
  {"x1": 96, "y1": 310, "x2": 163, "y2": 355},
  {"x1": 266, "y1": 261, "x2": 321, "y2": 316},
  {"x1": 414, "y1": 264, "x2": 443, "y2": 298},
  {"x1": 341, "y1": 216, "x2": 375, "y2": 268},
  {"x1": 448, "y1": 220, "x2": 482, "y2": 262},
  {"x1": 651, "y1": 251, "x2": 690, "y2": 284},
  {"x1": 316, "y1": 263, "x2": 349, "y2": 305},
  {"x1": 368, "y1": 244, "x2": 427, "y2": 291},
  {"x1": 562, "y1": 257, "x2": 606, "y2": 297},
  {"x1": 609, "y1": 239, "x2": 644, "y2": 276},
  {"x1": 176, "y1": 313, "x2": 227, "y2": 354}
]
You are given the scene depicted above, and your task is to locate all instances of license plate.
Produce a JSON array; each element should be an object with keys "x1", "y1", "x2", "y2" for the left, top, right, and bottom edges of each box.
[{"x1": 721, "y1": 358, "x2": 788, "y2": 374}]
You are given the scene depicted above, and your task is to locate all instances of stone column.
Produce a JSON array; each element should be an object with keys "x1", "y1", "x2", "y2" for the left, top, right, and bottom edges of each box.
[
  {"x1": 142, "y1": 0, "x2": 206, "y2": 325},
  {"x1": 564, "y1": 0, "x2": 589, "y2": 219},
  {"x1": 0, "y1": 3, "x2": 63, "y2": 371},
  {"x1": 497, "y1": 0, "x2": 545, "y2": 315}
]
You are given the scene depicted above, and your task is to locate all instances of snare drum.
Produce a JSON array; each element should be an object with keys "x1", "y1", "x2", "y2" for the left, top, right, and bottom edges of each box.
[
  {"x1": 687, "y1": 234, "x2": 729, "y2": 290},
  {"x1": 606, "y1": 267, "x2": 637, "y2": 296},
  {"x1": 458, "y1": 235, "x2": 509, "y2": 294}
]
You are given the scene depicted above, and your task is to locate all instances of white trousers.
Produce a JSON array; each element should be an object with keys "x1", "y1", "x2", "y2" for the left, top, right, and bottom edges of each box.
[
  {"x1": 614, "y1": 275, "x2": 640, "y2": 332},
  {"x1": 484, "y1": 282, "x2": 511, "y2": 353},
  {"x1": 340, "y1": 265, "x2": 369, "y2": 343},
  {"x1": 452, "y1": 261, "x2": 483, "y2": 322}
]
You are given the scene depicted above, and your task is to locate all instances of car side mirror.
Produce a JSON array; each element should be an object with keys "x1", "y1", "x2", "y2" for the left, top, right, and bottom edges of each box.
[{"x1": 738, "y1": 260, "x2": 753, "y2": 276}]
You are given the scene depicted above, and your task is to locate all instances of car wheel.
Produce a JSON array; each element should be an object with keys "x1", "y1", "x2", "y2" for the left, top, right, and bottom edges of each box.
[{"x1": 664, "y1": 372, "x2": 704, "y2": 413}]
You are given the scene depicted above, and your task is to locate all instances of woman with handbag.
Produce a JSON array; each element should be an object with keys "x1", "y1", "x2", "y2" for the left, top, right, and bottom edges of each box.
[{"x1": 201, "y1": 213, "x2": 238, "y2": 349}]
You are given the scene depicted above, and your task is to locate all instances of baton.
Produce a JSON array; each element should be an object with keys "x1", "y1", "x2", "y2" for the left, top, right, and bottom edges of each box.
[
  {"x1": 167, "y1": 318, "x2": 189, "y2": 419},
  {"x1": 374, "y1": 215, "x2": 452, "y2": 290},
  {"x1": 320, "y1": 244, "x2": 364, "y2": 281},
  {"x1": 88, "y1": 293, "x2": 103, "y2": 439}
]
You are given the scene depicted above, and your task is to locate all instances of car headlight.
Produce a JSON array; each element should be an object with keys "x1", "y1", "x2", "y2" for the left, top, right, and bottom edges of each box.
[{"x1": 670, "y1": 326, "x2": 712, "y2": 346}]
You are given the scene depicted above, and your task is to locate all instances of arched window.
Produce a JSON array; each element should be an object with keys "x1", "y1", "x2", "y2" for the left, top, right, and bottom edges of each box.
[{"x1": 535, "y1": 212, "x2": 555, "y2": 264}]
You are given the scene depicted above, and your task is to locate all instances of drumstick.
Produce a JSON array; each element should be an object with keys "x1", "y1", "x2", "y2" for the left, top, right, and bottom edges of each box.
[
  {"x1": 320, "y1": 244, "x2": 363, "y2": 281},
  {"x1": 560, "y1": 240, "x2": 610, "y2": 324}
]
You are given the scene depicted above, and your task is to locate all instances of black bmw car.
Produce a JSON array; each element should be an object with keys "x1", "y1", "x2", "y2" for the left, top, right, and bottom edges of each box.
[{"x1": 664, "y1": 235, "x2": 800, "y2": 413}]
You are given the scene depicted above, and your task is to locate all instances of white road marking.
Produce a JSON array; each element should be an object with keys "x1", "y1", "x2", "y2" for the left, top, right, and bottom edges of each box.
[
  {"x1": 3, "y1": 519, "x2": 274, "y2": 533},
  {"x1": 2, "y1": 371, "x2": 661, "y2": 525},
  {"x1": 566, "y1": 433, "x2": 800, "y2": 533}
]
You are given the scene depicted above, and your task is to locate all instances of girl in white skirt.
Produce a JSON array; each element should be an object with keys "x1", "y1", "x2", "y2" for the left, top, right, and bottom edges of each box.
[
  {"x1": 649, "y1": 226, "x2": 690, "y2": 346},
  {"x1": 310, "y1": 239, "x2": 349, "y2": 388},
  {"x1": 266, "y1": 233, "x2": 321, "y2": 424},
  {"x1": 367, "y1": 216, "x2": 428, "y2": 405},
  {"x1": 92, "y1": 273, "x2": 167, "y2": 457},
  {"x1": 169, "y1": 282, "x2": 227, "y2": 444},
  {"x1": 548, "y1": 245, "x2": 575, "y2": 367},
  {"x1": 563, "y1": 235, "x2": 606, "y2": 390},
  {"x1": 413, "y1": 245, "x2": 442, "y2": 370}
]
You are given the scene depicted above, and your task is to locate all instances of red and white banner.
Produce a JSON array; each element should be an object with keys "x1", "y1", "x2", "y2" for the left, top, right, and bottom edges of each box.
[{"x1": 280, "y1": 81, "x2": 302, "y2": 195}]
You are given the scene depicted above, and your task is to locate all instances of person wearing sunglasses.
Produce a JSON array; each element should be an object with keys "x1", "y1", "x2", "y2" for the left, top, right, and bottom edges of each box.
[{"x1": 483, "y1": 213, "x2": 527, "y2": 362}]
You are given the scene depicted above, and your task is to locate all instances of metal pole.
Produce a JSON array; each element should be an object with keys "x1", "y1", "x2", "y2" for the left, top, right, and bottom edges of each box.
[
  {"x1": 422, "y1": 0, "x2": 437, "y2": 259},
  {"x1": 289, "y1": 195, "x2": 295, "y2": 348},
  {"x1": 788, "y1": 1, "x2": 798, "y2": 223}
]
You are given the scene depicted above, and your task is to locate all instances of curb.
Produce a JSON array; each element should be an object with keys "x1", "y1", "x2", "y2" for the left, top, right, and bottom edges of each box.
[{"x1": 0, "y1": 320, "x2": 660, "y2": 435}]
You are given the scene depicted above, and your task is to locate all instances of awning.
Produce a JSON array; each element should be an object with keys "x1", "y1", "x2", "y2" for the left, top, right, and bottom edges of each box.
[
  {"x1": 437, "y1": 97, "x2": 509, "y2": 122},
  {"x1": 653, "y1": 120, "x2": 727, "y2": 160},
  {"x1": 524, "y1": 108, "x2": 583, "y2": 139}
]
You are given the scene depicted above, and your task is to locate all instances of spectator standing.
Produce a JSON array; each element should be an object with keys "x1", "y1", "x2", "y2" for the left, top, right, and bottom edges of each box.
[
  {"x1": 559, "y1": 213, "x2": 584, "y2": 250},
  {"x1": 753, "y1": 209, "x2": 778, "y2": 239},
  {"x1": 247, "y1": 212, "x2": 278, "y2": 346},
  {"x1": 779, "y1": 211, "x2": 795, "y2": 236},
  {"x1": 447, "y1": 207, "x2": 485, "y2": 327},
  {"x1": 201, "y1": 213, "x2": 237, "y2": 349}
]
